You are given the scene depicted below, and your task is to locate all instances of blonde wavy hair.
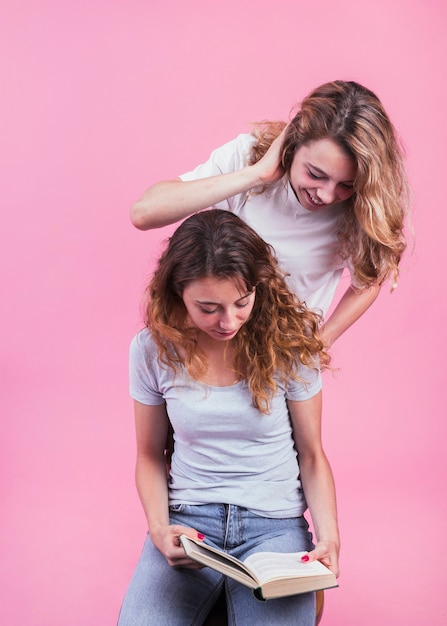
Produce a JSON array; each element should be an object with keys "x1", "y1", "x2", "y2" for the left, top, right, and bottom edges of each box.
[
  {"x1": 145, "y1": 209, "x2": 329, "y2": 413},
  {"x1": 250, "y1": 80, "x2": 410, "y2": 289}
]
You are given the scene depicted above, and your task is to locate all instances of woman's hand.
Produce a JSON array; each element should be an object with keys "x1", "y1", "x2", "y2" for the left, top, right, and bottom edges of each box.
[
  {"x1": 301, "y1": 539, "x2": 340, "y2": 578},
  {"x1": 150, "y1": 523, "x2": 206, "y2": 569},
  {"x1": 252, "y1": 127, "x2": 288, "y2": 185}
]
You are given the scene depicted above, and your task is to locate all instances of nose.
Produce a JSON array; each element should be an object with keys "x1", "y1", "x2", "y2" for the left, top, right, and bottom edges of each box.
[
  {"x1": 317, "y1": 182, "x2": 337, "y2": 204},
  {"x1": 218, "y1": 309, "x2": 236, "y2": 330}
]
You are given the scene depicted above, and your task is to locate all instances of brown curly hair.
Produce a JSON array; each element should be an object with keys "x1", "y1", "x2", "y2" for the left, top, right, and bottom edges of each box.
[
  {"x1": 144, "y1": 209, "x2": 329, "y2": 413},
  {"x1": 250, "y1": 80, "x2": 410, "y2": 289}
]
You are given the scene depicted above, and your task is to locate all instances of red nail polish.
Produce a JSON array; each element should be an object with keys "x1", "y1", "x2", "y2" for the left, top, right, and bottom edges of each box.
[
  {"x1": 197, "y1": 533, "x2": 205, "y2": 540},
  {"x1": 301, "y1": 554, "x2": 309, "y2": 562}
]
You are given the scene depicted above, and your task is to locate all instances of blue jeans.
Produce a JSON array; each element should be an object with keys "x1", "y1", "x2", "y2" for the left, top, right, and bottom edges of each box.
[{"x1": 118, "y1": 504, "x2": 315, "y2": 625}]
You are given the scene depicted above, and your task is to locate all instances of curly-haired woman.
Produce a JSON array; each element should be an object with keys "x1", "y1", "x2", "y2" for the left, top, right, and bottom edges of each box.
[{"x1": 118, "y1": 210, "x2": 338, "y2": 625}]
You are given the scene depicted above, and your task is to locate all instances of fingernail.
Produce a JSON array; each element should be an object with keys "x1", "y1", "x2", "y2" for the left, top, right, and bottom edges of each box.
[
  {"x1": 301, "y1": 554, "x2": 309, "y2": 562},
  {"x1": 197, "y1": 533, "x2": 205, "y2": 540}
]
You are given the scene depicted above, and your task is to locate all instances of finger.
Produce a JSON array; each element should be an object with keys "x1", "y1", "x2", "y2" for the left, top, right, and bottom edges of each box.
[
  {"x1": 170, "y1": 524, "x2": 205, "y2": 541},
  {"x1": 301, "y1": 549, "x2": 340, "y2": 577},
  {"x1": 301, "y1": 547, "x2": 329, "y2": 564},
  {"x1": 300, "y1": 549, "x2": 318, "y2": 563},
  {"x1": 168, "y1": 548, "x2": 205, "y2": 569}
]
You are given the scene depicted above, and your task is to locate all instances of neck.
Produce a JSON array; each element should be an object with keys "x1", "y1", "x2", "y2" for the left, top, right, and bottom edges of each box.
[
  {"x1": 194, "y1": 334, "x2": 241, "y2": 386},
  {"x1": 197, "y1": 332, "x2": 234, "y2": 356}
]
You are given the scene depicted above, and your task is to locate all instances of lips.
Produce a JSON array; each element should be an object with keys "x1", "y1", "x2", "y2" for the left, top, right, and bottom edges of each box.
[
  {"x1": 305, "y1": 190, "x2": 324, "y2": 207},
  {"x1": 213, "y1": 329, "x2": 237, "y2": 338}
]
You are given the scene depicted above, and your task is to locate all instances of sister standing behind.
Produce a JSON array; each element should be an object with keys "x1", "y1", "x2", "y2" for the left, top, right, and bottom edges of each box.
[
  {"x1": 118, "y1": 210, "x2": 339, "y2": 625},
  {"x1": 130, "y1": 80, "x2": 410, "y2": 348}
]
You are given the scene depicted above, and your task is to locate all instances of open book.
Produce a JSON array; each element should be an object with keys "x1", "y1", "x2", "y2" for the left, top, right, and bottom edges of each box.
[{"x1": 180, "y1": 535, "x2": 338, "y2": 601}]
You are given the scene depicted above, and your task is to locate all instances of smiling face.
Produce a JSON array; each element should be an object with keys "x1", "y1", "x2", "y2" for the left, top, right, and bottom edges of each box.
[
  {"x1": 182, "y1": 276, "x2": 255, "y2": 343},
  {"x1": 289, "y1": 137, "x2": 356, "y2": 211}
]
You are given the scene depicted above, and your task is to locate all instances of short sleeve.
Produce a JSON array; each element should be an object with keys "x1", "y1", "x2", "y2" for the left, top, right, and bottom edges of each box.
[
  {"x1": 129, "y1": 331, "x2": 165, "y2": 405},
  {"x1": 179, "y1": 134, "x2": 256, "y2": 212},
  {"x1": 285, "y1": 362, "x2": 322, "y2": 401},
  {"x1": 179, "y1": 134, "x2": 255, "y2": 180}
]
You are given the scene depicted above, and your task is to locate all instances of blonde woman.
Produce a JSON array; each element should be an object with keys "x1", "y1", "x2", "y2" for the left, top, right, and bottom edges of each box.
[
  {"x1": 131, "y1": 80, "x2": 409, "y2": 348},
  {"x1": 118, "y1": 210, "x2": 338, "y2": 625}
]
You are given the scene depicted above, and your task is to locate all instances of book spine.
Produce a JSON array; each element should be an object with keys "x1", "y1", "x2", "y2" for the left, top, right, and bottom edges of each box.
[{"x1": 252, "y1": 588, "x2": 267, "y2": 602}]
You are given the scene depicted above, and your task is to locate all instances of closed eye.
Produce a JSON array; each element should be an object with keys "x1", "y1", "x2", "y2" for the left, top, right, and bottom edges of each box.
[
  {"x1": 308, "y1": 170, "x2": 324, "y2": 180},
  {"x1": 197, "y1": 289, "x2": 255, "y2": 314},
  {"x1": 308, "y1": 169, "x2": 353, "y2": 189},
  {"x1": 200, "y1": 300, "x2": 250, "y2": 314}
]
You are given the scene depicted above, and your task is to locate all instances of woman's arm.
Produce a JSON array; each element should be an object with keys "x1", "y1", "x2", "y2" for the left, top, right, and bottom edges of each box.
[
  {"x1": 130, "y1": 171, "x2": 260, "y2": 230},
  {"x1": 134, "y1": 400, "x2": 203, "y2": 568},
  {"x1": 321, "y1": 283, "x2": 381, "y2": 348},
  {"x1": 130, "y1": 130, "x2": 287, "y2": 230},
  {"x1": 288, "y1": 392, "x2": 340, "y2": 576}
]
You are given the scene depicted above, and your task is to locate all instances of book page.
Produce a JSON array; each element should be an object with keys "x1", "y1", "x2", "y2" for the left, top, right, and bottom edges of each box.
[
  {"x1": 180, "y1": 536, "x2": 334, "y2": 589},
  {"x1": 180, "y1": 536, "x2": 259, "y2": 587},
  {"x1": 244, "y1": 551, "x2": 331, "y2": 584}
]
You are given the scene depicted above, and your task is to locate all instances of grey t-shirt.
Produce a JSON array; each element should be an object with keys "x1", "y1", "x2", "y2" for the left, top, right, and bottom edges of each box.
[{"x1": 129, "y1": 329, "x2": 322, "y2": 518}]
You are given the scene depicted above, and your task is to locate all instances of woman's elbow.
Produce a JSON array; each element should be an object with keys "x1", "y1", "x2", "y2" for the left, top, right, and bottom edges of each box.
[{"x1": 130, "y1": 199, "x2": 154, "y2": 230}]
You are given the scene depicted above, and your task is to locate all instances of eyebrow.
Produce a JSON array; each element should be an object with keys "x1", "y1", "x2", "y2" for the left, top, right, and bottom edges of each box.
[
  {"x1": 195, "y1": 291, "x2": 253, "y2": 305},
  {"x1": 308, "y1": 163, "x2": 354, "y2": 183}
]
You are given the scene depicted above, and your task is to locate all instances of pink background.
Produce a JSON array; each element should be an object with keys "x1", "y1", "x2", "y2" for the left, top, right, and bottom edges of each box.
[{"x1": 1, "y1": 1, "x2": 445, "y2": 624}]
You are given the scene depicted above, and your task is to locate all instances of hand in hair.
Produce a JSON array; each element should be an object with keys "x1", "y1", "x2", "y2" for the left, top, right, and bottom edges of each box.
[{"x1": 251, "y1": 126, "x2": 288, "y2": 185}]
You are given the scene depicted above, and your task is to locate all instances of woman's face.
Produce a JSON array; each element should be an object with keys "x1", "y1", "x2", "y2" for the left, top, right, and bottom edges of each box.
[
  {"x1": 289, "y1": 138, "x2": 356, "y2": 211},
  {"x1": 182, "y1": 276, "x2": 255, "y2": 342}
]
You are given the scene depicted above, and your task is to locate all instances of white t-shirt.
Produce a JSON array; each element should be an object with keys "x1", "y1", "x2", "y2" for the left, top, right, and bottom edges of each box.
[
  {"x1": 129, "y1": 329, "x2": 322, "y2": 518},
  {"x1": 180, "y1": 133, "x2": 353, "y2": 317}
]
